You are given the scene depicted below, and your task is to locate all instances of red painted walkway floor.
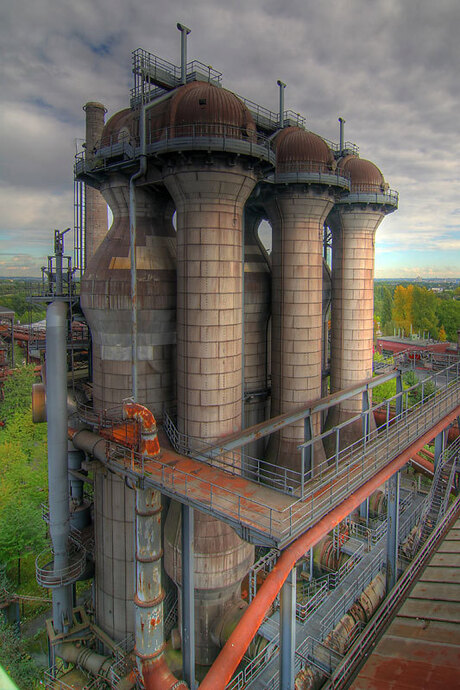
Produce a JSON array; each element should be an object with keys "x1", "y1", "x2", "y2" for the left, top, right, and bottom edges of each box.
[{"x1": 350, "y1": 515, "x2": 460, "y2": 689}]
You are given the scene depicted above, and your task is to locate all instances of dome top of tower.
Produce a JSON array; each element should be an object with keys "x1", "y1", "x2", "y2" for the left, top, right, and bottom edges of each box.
[
  {"x1": 168, "y1": 81, "x2": 256, "y2": 134},
  {"x1": 338, "y1": 155, "x2": 385, "y2": 191},
  {"x1": 100, "y1": 108, "x2": 132, "y2": 147},
  {"x1": 275, "y1": 127, "x2": 334, "y2": 172}
]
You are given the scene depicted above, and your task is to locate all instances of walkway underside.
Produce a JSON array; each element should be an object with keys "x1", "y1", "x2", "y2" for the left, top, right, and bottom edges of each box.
[{"x1": 95, "y1": 387, "x2": 460, "y2": 549}]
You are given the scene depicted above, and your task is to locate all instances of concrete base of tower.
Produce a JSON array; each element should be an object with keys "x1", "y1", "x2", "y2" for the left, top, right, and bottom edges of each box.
[
  {"x1": 164, "y1": 501, "x2": 254, "y2": 666},
  {"x1": 265, "y1": 430, "x2": 326, "y2": 486},
  {"x1": 324, "y1": 403, "x2": 377, "y2": 458}
]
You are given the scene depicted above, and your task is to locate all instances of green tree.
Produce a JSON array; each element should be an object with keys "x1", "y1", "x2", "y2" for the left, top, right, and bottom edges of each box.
[
  {"x1": 392, "y1": 285, "x2": 413, "y2": 335},
  {"x1": 435, "y1": 299, "x2": 460, "y2": 341},
  {"x1": 411, "y1": 286, "x2": 439, "y2": 338},
  {"x1": 0, "y1": 621, "x2": 43, "y2": 689}
]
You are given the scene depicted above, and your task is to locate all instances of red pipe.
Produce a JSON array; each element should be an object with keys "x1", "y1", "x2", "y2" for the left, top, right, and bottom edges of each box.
[
  {"x1": 199, "y1": 405, "x2": 460, "y2": 690},
  {"x1": 410, "y1": 453, "x2": 434, "y2": 477}
]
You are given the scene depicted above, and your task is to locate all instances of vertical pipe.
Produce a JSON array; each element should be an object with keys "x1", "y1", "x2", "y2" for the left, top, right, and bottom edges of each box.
[
  {"x1": 46, "y1": 300, "x2": 72, "y2": 632},
  {"x1": 182, "y1": 504, "x2": 196, "y2": 690},
  {"x1": 386, "y1": 471, "x2": 400, "y2": 591},
  {"x1": 280, "y1": 566, "x2": 296, "y2": 690},
  {"x1": 177, "y1": 23, "x2": 191, "y2": 85},
  {"x1": 338, "y1": 117, "x2": 345, "y2": 155},
  {"x1": 134, "y1": 485, "x2": 164, "y2": 673},
  {"x1": 277, "y1": 80, "x2": 286, "y2": 127},
  {"x1": 83, "y1": 102, "x2": 107, "y2": 266},
  {"x1": 395, "y1": 371, "x2": 403, "y2": 419},
  {"x1": 10, "y1": 316, "x2": 14, "y2": 369}
]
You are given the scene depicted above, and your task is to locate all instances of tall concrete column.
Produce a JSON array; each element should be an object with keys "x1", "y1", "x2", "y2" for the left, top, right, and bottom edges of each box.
[
  {"x1": 327, "y1": 208, "x2": 383, "y2": 447},
  {"x1": 163, "y1": 161, "x2": 255, "y2": 665},
  {"x1": 83, "y1": 102, "x2": 108, "y2": 266},
  {"x1": 266, "y1": 189, "x2": 334, "y2": 474},
  {"x1": 164, "y1": 164, "x2": 256, "y2": 440}
]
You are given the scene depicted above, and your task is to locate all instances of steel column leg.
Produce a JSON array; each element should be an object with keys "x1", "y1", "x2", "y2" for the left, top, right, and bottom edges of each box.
[
  {"x1": 386, "y1": 471, "x2": 400, "y2": 591},
  {"x1": 280, "y1": 566, "x2": 296, "y2": 690},
  {"x1": 434, "y1": 431, "x2": 444, "y2": 471},
  {"x1": 359, "y1": 497, "x2": 369, "y2": 524},
  {"x1": 395, "y1": 371, "x2": 403, "y2": 419},
  {"x1": 182, "y1": 504, "x2": 196, "y2": 690}
]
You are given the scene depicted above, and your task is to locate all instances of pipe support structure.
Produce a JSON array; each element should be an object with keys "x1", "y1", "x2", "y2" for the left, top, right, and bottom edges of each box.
[
  {"x1": 199, "y1": 405, "x2": 460, "y2": 689},
  {"x1": 385, "y1": 470, "x2": 400, "y2": 591}
]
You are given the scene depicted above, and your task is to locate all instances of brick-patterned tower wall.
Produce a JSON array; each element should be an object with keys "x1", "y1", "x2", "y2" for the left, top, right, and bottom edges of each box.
[
  {"x1": 265, "y1": 189, "x2": 334, "y2": 474},
  {"x1": 163, "y1": 161, "x2": 255, "y2": 665},
  {"x1": 164, "y1": 165, "x2": 256, "y2": 442},
  {"x1": 243, "y1": 208, "x2": 271, "y2": 459},
  {"x1": 83, "y1": 102, "x2": 108, "y2": 265},
  {"x1": 327, "y1": 208, "x2": 383, "y2": 448},
  {"x1": 80, "y1": 174, "x2": 176, "y2": 642}
]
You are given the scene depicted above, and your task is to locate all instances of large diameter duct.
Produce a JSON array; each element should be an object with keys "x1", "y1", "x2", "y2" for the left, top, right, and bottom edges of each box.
[
  {"x1": 83, "y1": 102, "x2": 108, "y2": 265},
  {"x1": 327, "y1": 156, "x2": 396, "y2": 448},
  {"x1": 243, "y1": 207, "x2": 271, "y2": 459},
  {"x1": 265, "y1": 128, "x2": 341, "y2": 474},
  {"x1": 81, "y1": 173, "x2": 176, "y2": 415},
  {"x1": 46, "y1": 301, "x2": 73, "y2": 631},
  {"x1": 80, "y1": 164, "x2": 176, "y2": 641}
]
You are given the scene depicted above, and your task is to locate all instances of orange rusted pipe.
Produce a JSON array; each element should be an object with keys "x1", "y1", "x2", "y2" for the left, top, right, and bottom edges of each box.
[
  {"x1": 123, "y1": 401, "x2": 161, "y2": 456},
  {"x1": 410, "y1": 453, "x2": 434, "y2": 478},
  {"x1": 199, "y1": 405, "x2": 460, "y2": 689},
  {"x1": 142, "y1": 655, "x2": 188, "y2": 690}
]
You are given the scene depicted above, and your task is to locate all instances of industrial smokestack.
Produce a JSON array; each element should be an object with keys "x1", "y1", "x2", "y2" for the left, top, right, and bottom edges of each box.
[
  {"x1": 177, "y1": 23, "x2": 191, "y2": 85},
  {"x1": 338, "y1": 117, "x2": 345, "y2": 155},
  {"x1": 277, "y1": 80, "x2": 286, "y2": 128}
]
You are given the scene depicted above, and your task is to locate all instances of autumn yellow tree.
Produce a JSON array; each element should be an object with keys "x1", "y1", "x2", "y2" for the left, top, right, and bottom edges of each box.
[
  {"x1": 439, "y1": 325, "x2": 447, "y2": 341},
  {"x1": 392, "y1": 285, "x2": 413, "y2": 335}
]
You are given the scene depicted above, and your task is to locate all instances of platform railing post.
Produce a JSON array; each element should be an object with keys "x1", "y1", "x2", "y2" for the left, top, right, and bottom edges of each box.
[
  {"x1": 182, "y1": 503, "x2": 195, "y2": 690},
  {"x1": 386, "y1": 470, "x2": 400, "y2": 591},
  {"x1": 280, "y1": 565, "x2": 297, "y2": 690}
]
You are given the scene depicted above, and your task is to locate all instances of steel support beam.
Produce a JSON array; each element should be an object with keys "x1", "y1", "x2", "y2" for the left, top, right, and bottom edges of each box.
[
  {"x1": 280, "y1": 566, "x2": 296, "y2": 690},
  {"x1": 434, "y1": 430, "x2": 445, "y2": 471},
  {"x1": 395, "y1": 370, "x2": 403, "y2": 419},
  {"x1": 386, "y1": 470, "x2": 400, "y2": 591},
  {"x1": 182, "y1": 503, "x2": 196, "y2": 690},
  {"x1": 359, "y1": 497, "x2": 369, "y2": 524}
]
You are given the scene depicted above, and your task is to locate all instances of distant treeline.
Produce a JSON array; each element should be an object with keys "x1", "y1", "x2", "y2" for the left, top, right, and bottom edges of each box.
[
  {"x1": 374, "y1": 282, "x2": 460, "y2": 341},
  {"x1": 0, "y1": 279, "x2": 46, "y2": 324}
]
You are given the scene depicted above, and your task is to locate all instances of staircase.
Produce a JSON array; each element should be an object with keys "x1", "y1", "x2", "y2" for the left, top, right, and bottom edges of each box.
[{"x1": 412, "y1": 442, "x2": 458, "y2": 554}]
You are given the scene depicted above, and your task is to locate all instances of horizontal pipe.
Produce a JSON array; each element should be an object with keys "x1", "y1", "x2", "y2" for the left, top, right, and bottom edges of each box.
[{"x1": 199, "y1": 404, "x2": 460, "y2": 689}]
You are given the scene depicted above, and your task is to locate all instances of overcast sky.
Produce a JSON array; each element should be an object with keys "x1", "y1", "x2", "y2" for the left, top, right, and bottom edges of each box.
[{"x1": 1, "y1": 0, "x2": 459, "y2": 279}]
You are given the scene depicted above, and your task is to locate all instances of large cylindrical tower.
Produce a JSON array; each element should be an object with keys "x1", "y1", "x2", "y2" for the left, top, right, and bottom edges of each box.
[
  {"x1": 83, "y1": 102, "x2": 108, "y2": 265},
  {"x1": 265, "y1": 127, "x2": 349, "y2": 475},
  {"x1": 80, "y1": 110, "x2": 177, "y2": 641},
  {"x1": 161, "y1": 82, "x2": 265, "y2": 664},
  {"x1": 327, "y1": 156, "x2": 397, "y2": 448}
]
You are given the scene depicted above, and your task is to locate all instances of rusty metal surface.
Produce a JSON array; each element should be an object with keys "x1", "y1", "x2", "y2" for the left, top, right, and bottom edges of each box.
[{"x1": 349, "y1": 517, "x2": 460, "y2": 689}]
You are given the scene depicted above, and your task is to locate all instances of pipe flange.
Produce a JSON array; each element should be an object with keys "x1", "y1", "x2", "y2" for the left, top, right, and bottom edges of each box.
[
  {"x1": 133, "y1": 588, "x2": 165, "y2": 609},
  {"x1": 134, "y1": 641, "x2": 167, "y2": 661},
  {"x1": 136, "y1": 548, "x2": 163, "y2": 564}
]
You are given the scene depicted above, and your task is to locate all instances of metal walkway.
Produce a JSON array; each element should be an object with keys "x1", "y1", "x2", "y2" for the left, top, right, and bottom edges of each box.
[{"x1": 104, "y1": 369, "x2": 460, "y2": 548}]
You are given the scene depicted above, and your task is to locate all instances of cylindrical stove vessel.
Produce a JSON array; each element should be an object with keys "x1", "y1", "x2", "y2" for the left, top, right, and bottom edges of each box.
[
  {"x1": 83, "y1": 102, "x2": 108, "y2": 265},
  {"x1": 81, "y1": 108, "x2": 177, "y2": 640},
  {"x1": 265, "y1": 128, "x2": 347, "y2": 476},
  {"x1": 162, "y1": 81, "x2": 258, "y2": 665},
  {"x1": 327, "y1": 156, "x2": 397, "y2": 449}
]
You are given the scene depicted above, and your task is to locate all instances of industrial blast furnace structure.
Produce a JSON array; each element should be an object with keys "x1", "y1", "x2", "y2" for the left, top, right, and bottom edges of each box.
[{"x1": 45, "y1": 26, "x2": 460, "y2": 690}]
